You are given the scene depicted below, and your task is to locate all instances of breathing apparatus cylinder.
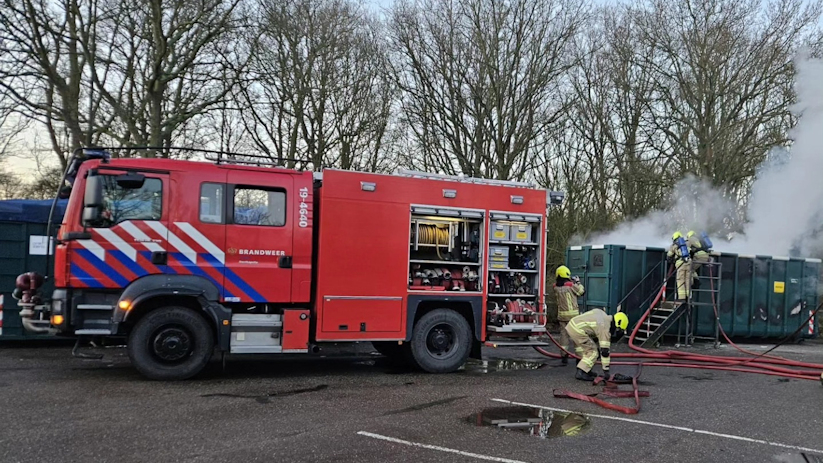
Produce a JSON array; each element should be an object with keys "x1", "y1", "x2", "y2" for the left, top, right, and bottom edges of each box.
[
  {"x1": 675, "y1": 236, "x2": 689, "y2": 260},
  {"x1": 699, "y1": 231, "x2": 713, "y2": 250}
]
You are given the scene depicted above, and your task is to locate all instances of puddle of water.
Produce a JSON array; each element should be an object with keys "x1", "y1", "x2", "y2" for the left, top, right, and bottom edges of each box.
[
  {"x1": 460, "y1": 359, "x2": 551, "y2": 374},
  {"x1": 467, "y1": 406, "x2": 590, "y2": 438}
]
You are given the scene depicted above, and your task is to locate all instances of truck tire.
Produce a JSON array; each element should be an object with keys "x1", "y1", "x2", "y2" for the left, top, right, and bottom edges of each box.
[
  {"x1": 127, "y1": 306, "x2": 214, "y2": 380},
  {"x1": 408, "y1": 309, "x2": 472, "y2": 373}
]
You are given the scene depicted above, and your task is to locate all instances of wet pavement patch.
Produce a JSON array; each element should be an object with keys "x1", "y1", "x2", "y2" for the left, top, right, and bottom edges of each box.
[
  {"x1": 460, "y1": 359, "x2": 555, "y2": 374},
  {"x1": 201, "y1": 384, "x2": 328, "y2": 403},
  {"x1": 775, "y1": 452, "x2": 823, "y2": 462},
  {"x1": 384, "y1": 396, "x2": 467, "y2": 415},
  {"x1": 680, "y1": 374, "x2": 714, "y2": 381},
  {"x1": 467, "y1": 406, "x2": 590, "y2": 438}
]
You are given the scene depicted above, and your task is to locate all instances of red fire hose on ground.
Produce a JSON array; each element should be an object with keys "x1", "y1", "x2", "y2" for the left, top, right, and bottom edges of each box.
[{"x1": 539, "y1": 264, "x2": 823, "y2": 414}]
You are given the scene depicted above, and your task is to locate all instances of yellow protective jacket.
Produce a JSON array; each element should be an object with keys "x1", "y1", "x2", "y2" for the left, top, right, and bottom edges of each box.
[
  {"x1": 687, "y1": 235, "x2": 709, "y2": 259},
  {"x1": 667, "y1": 243, "x2": 688, "y2": 268},
  {"x1": 568, "y1": 308, "x2": 613, "y2": 370},
  {"x1": 554, "y1": 281, "x2": 584, "y2": 322}
]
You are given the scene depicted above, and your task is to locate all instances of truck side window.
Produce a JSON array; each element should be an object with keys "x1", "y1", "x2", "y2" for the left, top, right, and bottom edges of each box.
[
  {"x1": 233, "y1": 187, "x2": 286, "y2": 227},
  {"x1": 200, "y1": 183, "x2": 224, "y2": 224},
  {"x1": 96, "y1": 175, "x2": 162, "y2": 227}
]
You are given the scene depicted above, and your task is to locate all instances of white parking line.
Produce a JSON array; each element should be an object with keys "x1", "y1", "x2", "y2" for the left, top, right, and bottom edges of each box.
[
  {"x1": 357, "y1": 431, "x2": 529, "y2": 463},
  {"x1": 491, "y1": 398, "x2": 823, "y2": 455}
]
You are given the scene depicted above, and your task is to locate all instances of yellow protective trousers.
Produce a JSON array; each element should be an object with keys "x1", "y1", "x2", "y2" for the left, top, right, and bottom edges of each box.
[
  {"x1": 558, "y1": 320, "x2": 572, "y2": 354},
  {"x1": 675, "y1": 261, "x2": 691, "y2": 300},
  {"x1": 565, "y1": 323, "x2": 598, "y2": 373}
]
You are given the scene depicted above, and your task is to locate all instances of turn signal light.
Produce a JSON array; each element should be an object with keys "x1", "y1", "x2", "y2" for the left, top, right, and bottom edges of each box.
[
  {"x1": 118, "y1": 300, "x2": 131, "y2": 311},
  {"x1": 51, "y1": 315, "x2": 65, "y2": 325}
]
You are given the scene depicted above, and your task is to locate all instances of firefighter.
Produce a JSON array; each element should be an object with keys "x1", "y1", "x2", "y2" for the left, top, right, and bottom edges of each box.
[
  {"x1": 668, "y1": 231, "x2": 691, "y2": 300},
  {"x1": 554, "y1": 265, "x2": 584, "y2": 365},
  {"x1": 687, "y1": 230, "x2": 710, "y2": 289},
  {"x1": 565, "y1": 309, "x2": 629, "y2": 381}
]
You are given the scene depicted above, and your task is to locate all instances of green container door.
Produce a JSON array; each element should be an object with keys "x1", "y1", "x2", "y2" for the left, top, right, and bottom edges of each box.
[
  {"x1": 0, "y1": 221, "x2": 54, "y2": 340},
  {"x1": 565, "y1": 245, "x2": 667, "y2": 329},
  {"x1": 566, "y1": 244, "x2": 819, "y2": 340}
]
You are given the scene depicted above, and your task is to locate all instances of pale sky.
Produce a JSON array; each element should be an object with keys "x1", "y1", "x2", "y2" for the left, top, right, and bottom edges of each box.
[{"x1": 4, "y1": 0, "x2": 818, "y2": 177}]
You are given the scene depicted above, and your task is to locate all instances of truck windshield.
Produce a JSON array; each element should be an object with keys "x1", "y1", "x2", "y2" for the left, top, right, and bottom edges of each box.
[{"x1": 88, "y1": 175, "x2": 163, "y2": 227}]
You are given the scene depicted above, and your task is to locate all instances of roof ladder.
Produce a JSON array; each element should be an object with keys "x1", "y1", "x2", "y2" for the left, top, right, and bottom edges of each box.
[{"x1": 395, "y1": 169, "x2": 535, "y2": 189}]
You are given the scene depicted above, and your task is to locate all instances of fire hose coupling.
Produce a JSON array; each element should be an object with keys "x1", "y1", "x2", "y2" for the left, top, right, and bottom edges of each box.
[{"x1": 14, "y1": 271, "x2": 45, "y2": 304}]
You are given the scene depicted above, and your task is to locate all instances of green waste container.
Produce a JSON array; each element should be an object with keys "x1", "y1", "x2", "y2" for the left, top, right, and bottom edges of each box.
[
  {"x1": 0, "y1": 200, "x2": 66, "y2": 340},
  {"x1": 565, "y1": 244, "x2": 820, "y2": 339},
  {"x1": 565, "y1": 244, "x2": 668, "y2": 332}
]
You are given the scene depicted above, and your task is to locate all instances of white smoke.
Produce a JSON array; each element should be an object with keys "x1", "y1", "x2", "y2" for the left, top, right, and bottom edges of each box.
[
  {"x1": 581, "y1": 175, "x2": 738, "y2": 249},
  {"x1": 586, "y1": 57, "x2": 823, "y2": 257}
]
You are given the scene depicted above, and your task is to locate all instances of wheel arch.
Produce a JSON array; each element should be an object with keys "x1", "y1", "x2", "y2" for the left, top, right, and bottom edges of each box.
[
  {"x1": 405, "y1": 295, "x2": 483, "y2": 342},
  {"x1": 116, "y1": 274, "x2": 231, "y2": 350}
]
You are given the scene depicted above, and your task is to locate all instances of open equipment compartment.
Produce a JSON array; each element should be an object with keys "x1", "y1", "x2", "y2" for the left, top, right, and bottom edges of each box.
[
  {"x1": 408, "y1": 205, "x2": 484, "y2": 292},
  {"x1": 486, "y1": 211, "x2": 545, "y2": 334}
]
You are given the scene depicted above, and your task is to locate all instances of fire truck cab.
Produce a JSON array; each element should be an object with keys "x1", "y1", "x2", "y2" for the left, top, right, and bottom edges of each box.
[{"x1": 15, "y1": 149, "x2": 562, "y2": 380}]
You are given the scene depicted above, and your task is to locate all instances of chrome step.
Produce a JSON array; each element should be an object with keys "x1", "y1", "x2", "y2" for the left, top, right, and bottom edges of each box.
[
  {"x1": 75, "y1": 329, "x2": 112, "y2": 335},
  {"x1": 487, "y1": 323, "x2": 547, "y2": 333},
  {"x1": 77, "y1": 304, "x2": 113, "y2": 310},
  {"x1": 484, "y1": 340, "x2": 551, "y2": 347}
]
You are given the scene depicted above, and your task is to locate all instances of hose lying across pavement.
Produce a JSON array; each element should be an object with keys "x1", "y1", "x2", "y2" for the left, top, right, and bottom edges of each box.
[{"x1": 534, "y1": 265, "x2": 823, "y2": 382}]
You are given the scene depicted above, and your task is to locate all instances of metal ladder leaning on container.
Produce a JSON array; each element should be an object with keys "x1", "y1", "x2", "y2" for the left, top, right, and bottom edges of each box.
[{"x1": 634, "y1": 258, "x2": 722, "y2": 347}]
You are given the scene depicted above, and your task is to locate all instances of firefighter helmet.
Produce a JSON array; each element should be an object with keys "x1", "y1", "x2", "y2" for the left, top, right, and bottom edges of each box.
[
  {"x1": 613, "y1": 312, "x2": 629, "y2": 331},
  {"x1": 672, "y1": 231, "x2": 683, "y2": 241},
  {"x1": 687, "y1": 230, "x2": 696, "y2": 238},
  {"x1": 556, "y1": 265, "x2": 571, "y2": 279}
]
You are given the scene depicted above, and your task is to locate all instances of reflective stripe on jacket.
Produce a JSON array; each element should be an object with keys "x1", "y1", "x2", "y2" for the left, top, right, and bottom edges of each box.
[
  {"x1": 554, "y1": 281, "x2": 584, "y2": 322},
  {"x1": 667, "y1": 243, "x2": 688, "y2": 267},
  {"x1": 568, "y1": 308, "x2": 613, "y2": 369},
  {"x1": 687, "y1": 235, "x2": 709, "y2": 260}
]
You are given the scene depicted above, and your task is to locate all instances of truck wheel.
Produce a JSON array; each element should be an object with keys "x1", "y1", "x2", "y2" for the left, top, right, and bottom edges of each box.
[
  {"x1": 128, "y1": 306, "x2": 214, "y2": 380},
  {"x1": 409, "y1": 309, "x2": 472, "y2": 373}
]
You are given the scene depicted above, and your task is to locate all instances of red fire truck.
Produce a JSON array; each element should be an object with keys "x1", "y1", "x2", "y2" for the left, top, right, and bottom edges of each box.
[{"x1": 15, "y1": 148, "x2": 563, "y2": 380}]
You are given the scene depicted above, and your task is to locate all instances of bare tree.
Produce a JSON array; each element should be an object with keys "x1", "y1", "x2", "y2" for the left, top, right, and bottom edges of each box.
[
  {"x1": 634, "y1": 0, "x2": 822, "y2": 200},
  {"x1": 241, "y1": 0, "x2": 394, "y2": 171},
  {"x1": 389, "y1": 0, "x2": 587, "y2": 180},
  {"x1": 0, "y1": 0, "x2": 112, "y2": 167},
  {"x1": 86, "y1": 0, "x2": 248, "y2": 157}
]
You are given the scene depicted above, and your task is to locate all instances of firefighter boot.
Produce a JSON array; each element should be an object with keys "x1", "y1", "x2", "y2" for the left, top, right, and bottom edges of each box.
[
  {"x1": 561, "y1": 354, "x2": 569, "y2": 365},
  {"x1": 575, "y1": 368, "x2": 597, "y2": 381}
]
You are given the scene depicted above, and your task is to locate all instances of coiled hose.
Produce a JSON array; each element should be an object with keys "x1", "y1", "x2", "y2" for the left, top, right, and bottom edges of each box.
[
  {"x1": 417, "y1": 225, "x2": 450, "y2": 259},
  {"x1": 534, "y1": 264, "x2": 823, "y2": 381}
]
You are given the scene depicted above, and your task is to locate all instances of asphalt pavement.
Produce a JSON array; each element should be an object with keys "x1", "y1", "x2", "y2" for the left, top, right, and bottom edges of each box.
[{"x1": 0, "y1": 340, "x2": 821, "y2": 463}]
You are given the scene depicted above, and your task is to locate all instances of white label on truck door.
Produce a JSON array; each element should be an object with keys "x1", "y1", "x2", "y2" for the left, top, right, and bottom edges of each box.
[{"x1": 29, "y1": 236, "x2": 54, "y2": 255}]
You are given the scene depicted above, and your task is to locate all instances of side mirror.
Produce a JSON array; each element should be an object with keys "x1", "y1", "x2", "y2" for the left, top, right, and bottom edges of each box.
[
  {"x1": 82, "y1": 206, "x2": 100, "y2": 227},
  {"x1": 82, "y1": 174, "x2": 103, "y2": 227},
  {"x1": 116, "y1": 172, "x2": 145, "y2": 189},
  {"x1": 84, "y1": 174, "x2": 103, "y2": 207},
  {"x1": 548, "y1": 191, "x2": 565, "y2": 206}
]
